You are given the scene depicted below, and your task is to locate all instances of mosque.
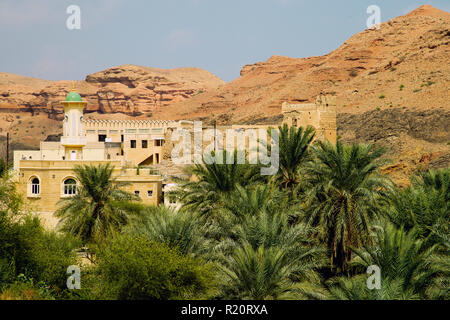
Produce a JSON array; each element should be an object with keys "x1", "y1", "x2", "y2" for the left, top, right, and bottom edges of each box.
[{"x1": 13, "y1": 87, "x2": 336, "y2": 228}]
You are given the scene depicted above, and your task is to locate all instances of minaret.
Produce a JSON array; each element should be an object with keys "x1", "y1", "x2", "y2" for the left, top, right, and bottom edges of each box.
[{"x1": 60, "y1": 84, "x2": 88, "y2": 155}]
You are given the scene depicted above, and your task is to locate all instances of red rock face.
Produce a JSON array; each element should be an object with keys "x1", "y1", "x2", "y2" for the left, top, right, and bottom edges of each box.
[
  {"x1": 0, "y1": 64, "x2": 224, "y2": 116},
  {"x1": 0, "y1": 5, "x2": 449, "y2": 186},
  {"x1": 154, "y1": 5, "x2": 449, "y2": 125}
]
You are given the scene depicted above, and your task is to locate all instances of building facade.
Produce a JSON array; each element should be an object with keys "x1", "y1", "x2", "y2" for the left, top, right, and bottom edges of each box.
[
  {"x1": 14, "y1": 89, "x2": 336, "y2": 229},
  {"x1": 14, "y1": 90, "x2": 164, "y2": 228}
]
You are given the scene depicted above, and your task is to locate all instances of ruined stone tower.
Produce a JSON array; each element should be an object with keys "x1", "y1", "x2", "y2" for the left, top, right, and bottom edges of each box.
[{"x1": 281, "y1": 94, "x2": 337, "y2": 142}]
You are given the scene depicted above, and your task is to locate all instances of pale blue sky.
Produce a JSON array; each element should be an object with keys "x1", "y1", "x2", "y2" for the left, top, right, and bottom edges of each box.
[{"x1": 0, "y1": 0, "x2": 448, "y2": 82}]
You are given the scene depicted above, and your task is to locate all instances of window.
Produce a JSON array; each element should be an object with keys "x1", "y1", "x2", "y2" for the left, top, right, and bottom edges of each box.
[
  {"x1": 134, "y1": 191, "x2": 140, "y2": 197},
  {"x1": 130, "y1": 140, "x2": 136, "y2": 148},
  {"x1": 147, "y1": 190, "x2": 153, "y2": 197},
  {"x1": 121, "y1": 135, "x2": 124, "y2": 142},
  {"x1": 64, "y1": 179, "x2": 77, "y2": 195},
  {"x1": 154, "y1": 139, "x2": 163, "y2": 147},
  {"x1": 98, "y1": 134, "x2": 107, "y2": 142},
  {"x1": 142, "y1": 140, "x2": 148, "y2": 148},
  {"x1": 31, "y1": 178, "x2": 40, "y2": 195}
]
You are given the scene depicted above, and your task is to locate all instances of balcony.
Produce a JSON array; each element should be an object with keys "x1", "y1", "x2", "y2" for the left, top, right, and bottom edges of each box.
[{"x1": 60, "y1": 137, "x2": 87, "y2": 147}]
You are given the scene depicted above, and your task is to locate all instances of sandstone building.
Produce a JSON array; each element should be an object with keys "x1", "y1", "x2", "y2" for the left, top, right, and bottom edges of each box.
[
  {"x1": 13, "y1": 89, "x2": 336, "y2": 228},
  {"x1": 281, "y1": 94, "x2": 337, "y2": 142}
]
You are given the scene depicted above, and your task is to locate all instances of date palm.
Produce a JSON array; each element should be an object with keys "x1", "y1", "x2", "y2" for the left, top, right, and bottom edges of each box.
[
  {"x1": 303, "y1": 140, "x2": 390, "y2": 273},
  {"x1": 214, "y1": 184, "x2": 327, "y2": 299},
  {"x1": 277, "y1": 124, "x2": 315, "y2": 189},
  {"x1": 217, "y1": 245, "x2": 314, "y2": 300},
  {"x1": 350, "y1": 223, "x2": 446, "y2": 298},
  {"x1": 384, "y1": 168, "x2": 449, "y2": 249},
  {"x1": 125, "y1": 205, "x2": 212, "y2": 258},
  {"x1": 55, "y1": 163, "x2": 140, "y2": 244},
  {"x1": 171, "y1": 151, "x2": 266, "y2": 216},
  {"x1": 323, "y1": 275, "x2": 418, "y2": 300}
]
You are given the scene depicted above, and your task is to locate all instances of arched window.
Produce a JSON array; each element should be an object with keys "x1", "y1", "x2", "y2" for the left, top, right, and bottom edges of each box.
[
  {"x1": 64, "y1": 179, "x2": 77, "y2": 195},
  {"x1": 31, "y1": 178, "x2": 40, "y2": 195}
]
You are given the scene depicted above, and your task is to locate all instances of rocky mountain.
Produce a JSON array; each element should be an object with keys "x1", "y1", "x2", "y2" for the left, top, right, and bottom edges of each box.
[
  {"x1": 153, "y1": 5, "x2": 449, "y2": 185},
  {"x1": 156, "y1": 5, "x2": 449, "y2": 123},
  {"x1": 0, "y1": 5, "x2": 448, "y2": 185},
  {"x1": 0, "y1": 65, "x2": 224, "y2": 116}
]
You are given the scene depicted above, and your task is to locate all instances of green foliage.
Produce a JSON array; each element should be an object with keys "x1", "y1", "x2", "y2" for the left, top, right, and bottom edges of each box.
[
  {"x1": 302, "y1": 140, "x2": 390, "y2": 272},
  {"x1": 217, "y1": 245, "x2": 308, "y2": 300},
  {"x1": 0, "y1": 274, "x2": 55, "y2": 300},
  {"x1": 2, "y1": 124, "x2": 447, "y2": 300},
  {"x1": 125, "y1": 205, "x2": 212, "y2": 257},
  {"x1": 212, "y1": 184, "x2": 327, "y2": 299},
  {"x1": 0, "y1": 159, "x2": 7, "y2": 178},
  {"x1": 171, "y1": 150, "x2": 266, "y2": 215},
  {"x1": 384, "y1": 168, "x2": 449, "y2": 243},
  {"x1": 324, "y1": 275, "x2": 418, "y2": 300},
  {"x1": 351, "y1": 223, "x2": 447, "y2": 298},
  {"x1": 0, "y1": 213, "x2": 79, "y2": 295},
  {"x1": 55, "y1": 163, "x2": 142, "y2": 244},
  {"x1": 277, "y1": 123, "x2": 315, "y2": 189},
  {"x1": 94, "y1": 235, "x2": 216, "y2": 300}
]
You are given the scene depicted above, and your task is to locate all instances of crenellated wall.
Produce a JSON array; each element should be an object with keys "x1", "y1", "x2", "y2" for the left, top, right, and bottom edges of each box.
[{"x1": 281, "y1": 94, "x2": 337, "y2": 143}]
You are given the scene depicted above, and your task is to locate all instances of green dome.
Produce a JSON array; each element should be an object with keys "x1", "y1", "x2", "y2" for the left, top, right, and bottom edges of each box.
[{"x1": 65, "y1": 91, "x2": 82, "y2": 102}]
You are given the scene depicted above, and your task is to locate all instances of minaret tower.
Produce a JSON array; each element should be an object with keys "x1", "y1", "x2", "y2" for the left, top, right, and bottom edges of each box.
[{"x1": 60, "y1": 84, "x2": 88, "y2": 160}]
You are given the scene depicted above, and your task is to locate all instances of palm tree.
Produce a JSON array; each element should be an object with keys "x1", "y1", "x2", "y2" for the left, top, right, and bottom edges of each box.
[
  {"x1": 217, "y1": 245, "x2": 311, "y2": 300},
  {"x1": 303, "y1": 140, "x2": 390, "y2": 273},
  {"x1": 125, "y1": 205, "x2": 212, "y2": 258},
  {"x1": 213, "y1": 184, "x2": 327, "y2": 299},
  {"x1": 416, "y1": 168, "x2": 450, "y2": 201},
  {"x1": 55, "y1": 163, "x2": 141, "y2": 244},
  {"x1": 384, "y1": 182, "x2": 449, "y2": 243},
  {"x1": 277, "y1": 124, "x2": 315, "y2": 189},
  {"x1": 384, "y1": 168, "x2": 449, "y2": 247},
  {"x1": 171, "y1": 150, "x2": 266, "y2": 216},
  {"x1": 350, "y1": 223, "x2": 446, "y2": 298},
  {"x1": 323, "y1": 275, "x2": 419, "y2": 300}
]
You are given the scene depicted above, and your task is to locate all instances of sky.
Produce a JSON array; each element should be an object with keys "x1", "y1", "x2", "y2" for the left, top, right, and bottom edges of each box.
[{"x1": 0, "y1": 0, "x2": 449, "y2": 82}]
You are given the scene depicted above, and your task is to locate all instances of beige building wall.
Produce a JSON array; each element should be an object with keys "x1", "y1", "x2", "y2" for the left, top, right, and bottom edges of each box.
[
  {"x1": 281, "y1": 94, "x2": 337, "y2": 143},
  {"x1": 16, "y1": 160, "x2": 162, "y2": 229}
]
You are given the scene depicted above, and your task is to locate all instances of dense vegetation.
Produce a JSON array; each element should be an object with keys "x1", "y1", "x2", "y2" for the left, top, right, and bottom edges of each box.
[{"x1": 0, "y1": 125, "x2": 448, "y2": 300}]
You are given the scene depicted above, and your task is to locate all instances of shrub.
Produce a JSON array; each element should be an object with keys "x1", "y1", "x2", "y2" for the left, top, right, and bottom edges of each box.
[
  {"x1": 0, "y1": 274, "x2": 55, "y2": 300},
  {"x1": 94, "y1": 235, "x2": 216, "y2": 300},
  {"x1": 0, "y1": 212, "x2": 80, "y2": 294}
]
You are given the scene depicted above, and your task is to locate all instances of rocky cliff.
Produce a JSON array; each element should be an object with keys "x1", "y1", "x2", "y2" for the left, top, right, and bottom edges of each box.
[
  {"x1": 0, "y1": 65, "x2": 224, "y2": 116},
  {"x1": 0, "y1": 5, "x2": 448, "y2": 185}
]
